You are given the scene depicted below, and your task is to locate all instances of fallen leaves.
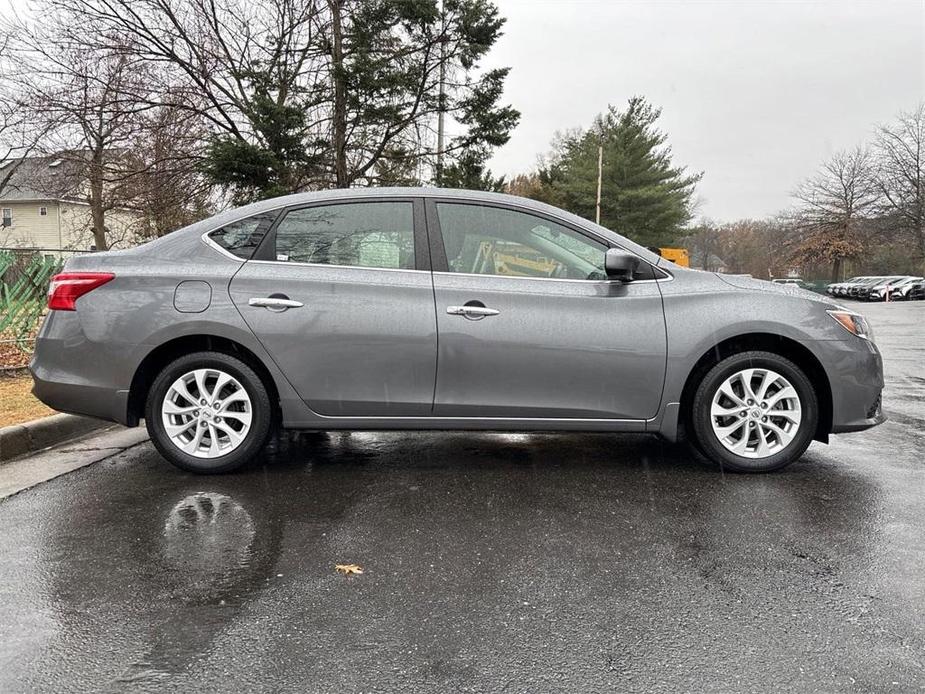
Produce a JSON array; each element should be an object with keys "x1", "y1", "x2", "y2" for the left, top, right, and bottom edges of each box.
[
  {"x1": 335, "y1": 563, "x2": 364, "y2": 576},
  {"x1": 0, "y1": 375, "x2": 53, "y2": 427}
]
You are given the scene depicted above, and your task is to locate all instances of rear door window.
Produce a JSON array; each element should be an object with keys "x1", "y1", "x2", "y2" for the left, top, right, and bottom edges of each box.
[{"x1": 273, "y1": 202, "x2": 415, "y2": 270}]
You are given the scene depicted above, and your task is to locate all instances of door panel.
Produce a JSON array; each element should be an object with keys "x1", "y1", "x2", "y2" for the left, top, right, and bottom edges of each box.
[
  {"x1": 432, "y1": 273, "x2": 666, "y2": 419},
  {"x1": 231, "y1": 262, "x2": 436, "y2": 416},
  {"x1": 426, "y1": 200, "x2": 667, "y2": 420},
  {"x1": 228, "y1": 199, "x2": 436, "y2": 417}
]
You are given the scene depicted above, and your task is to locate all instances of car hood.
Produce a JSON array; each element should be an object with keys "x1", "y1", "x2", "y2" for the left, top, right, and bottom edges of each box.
[{"x1": 715, "y1": 273, "x2": 838, "y2": 306}]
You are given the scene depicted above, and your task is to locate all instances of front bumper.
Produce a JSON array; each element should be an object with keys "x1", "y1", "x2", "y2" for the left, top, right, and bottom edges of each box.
[{"x1": 822, "y1": 337, "x2": 885, "y2": 434}]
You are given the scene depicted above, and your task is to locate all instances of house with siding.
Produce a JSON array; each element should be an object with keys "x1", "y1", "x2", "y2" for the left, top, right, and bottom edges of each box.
[{"x1": 0, "y1": 155, "x2": 142, "y2": 254}]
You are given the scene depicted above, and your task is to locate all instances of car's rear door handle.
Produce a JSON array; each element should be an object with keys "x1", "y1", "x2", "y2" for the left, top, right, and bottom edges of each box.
[
  {"x1": 446, "y1": 305, "x2": 500, "y2": 317},
  {"x1": 249, "y1": 297, "x2": 303, "y2": 311}
]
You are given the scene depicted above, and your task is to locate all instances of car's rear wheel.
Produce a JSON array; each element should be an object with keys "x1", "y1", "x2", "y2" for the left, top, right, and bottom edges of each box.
[
  {"x1": 145, "y1": 352, "x2": 273, "y2": 473},
  {"x1": 689, "y1": 351, "x2": 818, "y2": 472}
]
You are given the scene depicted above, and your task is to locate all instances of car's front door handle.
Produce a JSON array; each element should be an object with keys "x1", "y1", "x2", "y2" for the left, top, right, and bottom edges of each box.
[
  {"x1": 249, "y1": 297, "x2": 304, "y2": 311},
  {"x1": 446, "y1": 305, "x2": 500, "y2": 318}
]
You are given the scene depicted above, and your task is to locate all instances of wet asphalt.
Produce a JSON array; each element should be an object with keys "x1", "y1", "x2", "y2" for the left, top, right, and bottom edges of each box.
[{"x1": 0, "y1": 301, "x2": 923, "y2": 693}]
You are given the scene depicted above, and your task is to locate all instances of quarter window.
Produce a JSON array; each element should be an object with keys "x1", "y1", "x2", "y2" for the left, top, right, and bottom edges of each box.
[
  {"x1": 435, "y1": 203, "x2": 607, "y2": 280},
  {"x1": 209, "y1": 213, "x2": 275, "y2": 259},
  {"x1": 274, "y1": 202, "x2": 414, "y2": 270}
]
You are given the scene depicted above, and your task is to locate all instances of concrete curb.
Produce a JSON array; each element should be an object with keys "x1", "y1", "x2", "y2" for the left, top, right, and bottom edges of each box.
[{"x1": 0, "y1": 414, "x2": 111, "y2": 463}]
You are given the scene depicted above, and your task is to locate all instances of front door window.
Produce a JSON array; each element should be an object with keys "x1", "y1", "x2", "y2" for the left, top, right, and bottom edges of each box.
[{"x1": 436, "y1": 203, "x2": 607, "y2": 280}]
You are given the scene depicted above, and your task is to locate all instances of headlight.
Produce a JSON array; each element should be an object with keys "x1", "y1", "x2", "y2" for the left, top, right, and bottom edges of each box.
[{"x1": 828, "y1": 309, "x2": 874, "y2": 341}]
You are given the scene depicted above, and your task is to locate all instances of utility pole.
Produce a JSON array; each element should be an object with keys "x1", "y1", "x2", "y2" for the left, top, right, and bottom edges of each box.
[
  {"x1": 330, "y1": 0, "x2": 348, "y2": 188},
  {"x1": 435, "y1": 0, "x2": 446, "y2": 187},
  {"x1": 595, "y1": 134, "x2": 603, "y2": 225}
]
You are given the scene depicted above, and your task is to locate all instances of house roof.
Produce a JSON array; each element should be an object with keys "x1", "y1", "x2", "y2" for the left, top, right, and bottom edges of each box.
[{"x1": 0, "y1": 154, "x2": 86, "y2": 203}]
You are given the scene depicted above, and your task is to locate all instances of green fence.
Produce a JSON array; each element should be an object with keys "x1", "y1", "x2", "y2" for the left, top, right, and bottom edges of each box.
[{"x1": 0, "y1": 250, "x2": 65, "y2": 368}]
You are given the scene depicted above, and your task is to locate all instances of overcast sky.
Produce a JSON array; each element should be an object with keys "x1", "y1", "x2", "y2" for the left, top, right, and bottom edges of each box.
[
  {"x1": 2, "y1": 0, "x2": 922, "y2": 221},
  {"x1": 485, "y1": 0, "x2": 924, "y2": 221}
]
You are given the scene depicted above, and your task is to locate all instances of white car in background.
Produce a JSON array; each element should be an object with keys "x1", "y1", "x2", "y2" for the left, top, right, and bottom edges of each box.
[
  {"x1": 868, "y1": 276, "x2": 924, "y2": 301},
  {"x1": 772, "y1": 278, "x2": 810, "y2": 290}
]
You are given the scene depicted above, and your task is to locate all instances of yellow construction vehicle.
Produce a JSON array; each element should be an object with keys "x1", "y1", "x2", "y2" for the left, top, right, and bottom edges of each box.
[
  {"x1": 656, "y1": 247, "x2": 690, "y2": 267},
  {"x1": 475, "y1": 240, "x2": 560, "y2": 277}
]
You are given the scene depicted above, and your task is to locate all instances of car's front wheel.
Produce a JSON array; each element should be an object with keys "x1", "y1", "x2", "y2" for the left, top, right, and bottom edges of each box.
[
  {"x1": 145, "y1": 352, "x2": 273, "y2": 473},
  {"x1": 689, "y1": 351, "x2": 818, "y2": 472}
]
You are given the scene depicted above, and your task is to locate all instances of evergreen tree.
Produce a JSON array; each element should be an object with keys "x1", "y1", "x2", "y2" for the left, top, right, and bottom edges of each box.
[
  {"x1": 440, "y1": 148, "x2": 506, "y2": 191},
  {"x1": 536, "y1": 97, "x2": 701, "y2": 247},
  {"x1": 201, "y1": 70, "x2": 327, "y2": 204},
  {"x1": 334, "y1": 0, "x2": 519, "y2": 188}
]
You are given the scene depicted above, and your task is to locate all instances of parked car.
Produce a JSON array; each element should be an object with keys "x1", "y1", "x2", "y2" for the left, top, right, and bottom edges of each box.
[
  {"x1": 828, "y1": 276, "x2": 869, "y2": 297},
  {"x1": 842, "y1": 277, "x2": 879, "y2": 297},
  {"x1": 868, "y1": 276, "x2": 924, "y2": 301},
  {"x1": 909, "y1": 280, "x2": 925, "y2": 301},
  {"x1": 772, "y1": 278, "x2": 811, "y2": 290},
  {"x1": 30, "y1": 189, "x2": 885, "y2": 474},
  {"x1": 848, "y1": 277, "x2": 885, "y2": 299},
  {"x1": 857, "y1": 276, "x2": 906, "y2": 301}
]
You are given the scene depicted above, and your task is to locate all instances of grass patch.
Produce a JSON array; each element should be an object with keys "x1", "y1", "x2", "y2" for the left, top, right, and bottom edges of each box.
[{"x1": 0, "y1": 375, "x2": 53, "y2": 428}]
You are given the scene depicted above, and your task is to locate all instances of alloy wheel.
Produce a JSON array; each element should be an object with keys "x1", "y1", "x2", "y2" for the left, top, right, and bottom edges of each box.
[
  {"x1": 161, "y1": 368, "x2": 253, "y2": 458},
  {"x1": 709, "y1": 367, "x2": 802, "y2": 459}
]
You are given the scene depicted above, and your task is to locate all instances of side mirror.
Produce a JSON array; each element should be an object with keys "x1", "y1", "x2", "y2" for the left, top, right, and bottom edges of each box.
[{"x1": 605, "y1": 248, "x2": 639, "y2": 281}]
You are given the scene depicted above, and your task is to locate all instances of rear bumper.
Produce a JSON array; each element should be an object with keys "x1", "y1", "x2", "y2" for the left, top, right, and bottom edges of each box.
[
  {"x1": 30, "y1": 369, "x2": 130, "y2": 425},
  {"x1": 29, "y1": 311, "x2": 136, "y2": 426}
]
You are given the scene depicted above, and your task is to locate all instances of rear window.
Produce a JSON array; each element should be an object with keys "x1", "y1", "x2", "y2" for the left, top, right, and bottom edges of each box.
[{"x1": 209, "y1": 214, "x2": 275, "y2": 259}]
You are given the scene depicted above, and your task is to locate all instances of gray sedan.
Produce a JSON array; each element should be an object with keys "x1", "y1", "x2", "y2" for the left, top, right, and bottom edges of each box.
[{"x1": 30, "y1": 188, "x2": 884, "y2": 473}]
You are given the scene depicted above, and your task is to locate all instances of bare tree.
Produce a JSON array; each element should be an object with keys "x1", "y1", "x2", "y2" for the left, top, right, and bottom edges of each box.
[
  {"x1": 131, "y1": 101, "x2": 214, "y2": 238},
  {"x1": 683, "y1": 220, "x2": 725, "y2": 272},
  {"x1": 0, "y1": 31, "x2": 44, "y2": 197},
  {"x1": 0, "y1": 99, "x2": 29, "y2": 198},
  {"x1": 7, "y1": 12, "x2": 160, "y2": 250},
  {"x1": 788, "y1": 147, "x2": 880, "y2": 283},
  {"x1": 873, "y1": 104, "x2": 925, "y2": 268},
  {"x1": 44, "y1": 0, "x2": 332, "y2": 194}
]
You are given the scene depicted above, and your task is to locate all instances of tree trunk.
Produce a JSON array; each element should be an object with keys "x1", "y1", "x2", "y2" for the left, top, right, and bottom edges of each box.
[
  {"x1": 916, "y1": 216, "x2": 925, "y2": 273},
  {"x1": 330, "y1": 0, "x2": 348, "y2": 188},
  {"x1": 830, "y1": 257, "x2": 842, "y2": 284},
  {"x1": 89, "y1": 151, "x2": 108, "y2": 251}
]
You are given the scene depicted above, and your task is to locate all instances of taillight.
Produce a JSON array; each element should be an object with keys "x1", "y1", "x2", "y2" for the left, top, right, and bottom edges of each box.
[{"x1": 47, "y1": 272, "x2": 115, "y2": 311}]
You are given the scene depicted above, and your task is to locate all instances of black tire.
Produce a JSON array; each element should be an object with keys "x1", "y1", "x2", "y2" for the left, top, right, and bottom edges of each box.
[
  {"x1": 689, "y1": 350, "x2": 818, "y2": 473},
  {"x1": 145, "y1": 351, "x2": 273, "y2": 474}
]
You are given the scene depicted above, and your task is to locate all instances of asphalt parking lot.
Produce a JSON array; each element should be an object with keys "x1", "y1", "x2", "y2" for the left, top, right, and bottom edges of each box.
[{"x1": 0, "y1": 300, "x2": 922, "y2": 693}]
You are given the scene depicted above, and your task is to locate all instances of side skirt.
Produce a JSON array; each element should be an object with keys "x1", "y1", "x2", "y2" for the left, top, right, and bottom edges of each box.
[{"x1": 280, "y1": 415, "x2": 649, "y2": 434}]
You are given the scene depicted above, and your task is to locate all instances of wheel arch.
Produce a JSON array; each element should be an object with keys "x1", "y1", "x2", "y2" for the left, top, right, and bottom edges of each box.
[
  {"x1": 127, "y1": 334, "x2": 281, "y2": 427},
  {"x1": 678, "y1": 333, "x2": 833, "y2": 444}
]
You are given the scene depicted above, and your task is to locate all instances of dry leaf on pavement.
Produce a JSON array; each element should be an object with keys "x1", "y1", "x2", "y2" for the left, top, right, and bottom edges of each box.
[{"x1": 335, "y1": 563, "x2": 364, "y2": 575}]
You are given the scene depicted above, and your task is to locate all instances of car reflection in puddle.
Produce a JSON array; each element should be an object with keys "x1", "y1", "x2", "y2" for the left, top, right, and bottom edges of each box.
[
  {"x1": 114, "y1": 490, "x2": 277, "y2": 685},
  {"x1": 162, "y1": 492, "x2": 257, "y2": 601}
]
